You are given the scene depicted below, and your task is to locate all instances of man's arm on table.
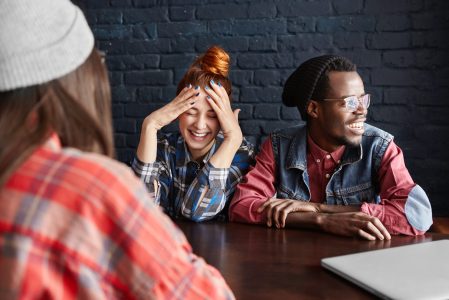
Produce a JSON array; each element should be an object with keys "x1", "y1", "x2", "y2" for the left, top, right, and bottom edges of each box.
[{"x1": 230, "y1": 136, "x2": 430, "y2": 240}]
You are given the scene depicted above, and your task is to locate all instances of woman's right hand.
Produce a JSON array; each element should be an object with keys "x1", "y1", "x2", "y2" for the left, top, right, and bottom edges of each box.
[
  {"x1": 137, "y1": 85, "x2": 198, "y2": 163},
  {"x1": 143, "y1": 85, "x2": 199, "y2": 131}
]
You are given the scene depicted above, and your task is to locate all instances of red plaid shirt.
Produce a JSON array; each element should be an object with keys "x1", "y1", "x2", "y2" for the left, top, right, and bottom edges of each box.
[{"x1": 0, "y1": 134, "x2": 234, "y2": 300}]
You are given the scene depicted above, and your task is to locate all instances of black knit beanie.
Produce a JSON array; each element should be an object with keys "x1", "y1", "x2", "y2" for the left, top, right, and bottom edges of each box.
[{"x1": 282, "y1": 55, "x2": 345, "y2": 121}]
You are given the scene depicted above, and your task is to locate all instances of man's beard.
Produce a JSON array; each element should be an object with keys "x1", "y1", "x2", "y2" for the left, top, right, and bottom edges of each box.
[{"x1": 336, "y1": 135, "x2": 362, "y2": 148}]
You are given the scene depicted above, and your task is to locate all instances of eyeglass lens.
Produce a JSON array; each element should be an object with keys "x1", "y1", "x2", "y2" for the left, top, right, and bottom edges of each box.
[{"x1": 345, "y1": 95, "x2": 370, "y2": 112}]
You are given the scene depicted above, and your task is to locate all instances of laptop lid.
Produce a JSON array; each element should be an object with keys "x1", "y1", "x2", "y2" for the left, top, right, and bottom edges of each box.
[{"x1": 321, "y1": 240, "x2": 449, "y2": 300}]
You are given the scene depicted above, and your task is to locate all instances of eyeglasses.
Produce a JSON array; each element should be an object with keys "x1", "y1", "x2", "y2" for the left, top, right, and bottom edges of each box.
[{"x1": 321, "y1": 94, "x2": 370, "y2": 112}]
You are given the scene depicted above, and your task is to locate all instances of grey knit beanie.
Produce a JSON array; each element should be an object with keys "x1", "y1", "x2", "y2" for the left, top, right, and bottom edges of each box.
[
  {"x1": 0, "y1": 0, "x2": 94, "y2": 91},
  {"x1": 282, "y1": 55, "x2": 345, "y2": 120}
]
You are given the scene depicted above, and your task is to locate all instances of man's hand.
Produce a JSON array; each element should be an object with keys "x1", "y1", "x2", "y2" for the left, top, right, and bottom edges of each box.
[
  {"x1": 319, "y1": 212, "x2": 391, "y2": 241},
  {"x1": 257, "y1": 198, "x2": 320, "y2": 228}
]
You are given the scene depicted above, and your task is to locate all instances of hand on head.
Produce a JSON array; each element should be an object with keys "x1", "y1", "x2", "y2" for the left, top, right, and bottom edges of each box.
[
  {"x1": 143, "y1": 85, "x2": 200, "y2": 131},
  {"x1": 204, "y1": 79, "x2": 242, "y2": 144}
]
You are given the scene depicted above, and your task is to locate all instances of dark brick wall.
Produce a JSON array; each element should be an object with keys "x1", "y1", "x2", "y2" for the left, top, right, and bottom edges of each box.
[{"x1": 75, "y1": 0, "x2": 449, "y2": 216}]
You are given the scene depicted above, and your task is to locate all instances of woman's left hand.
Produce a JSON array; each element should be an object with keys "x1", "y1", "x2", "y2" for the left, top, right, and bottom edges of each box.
[{"x1": 204, "y1": 80, "x2": 243, "y2": 146}]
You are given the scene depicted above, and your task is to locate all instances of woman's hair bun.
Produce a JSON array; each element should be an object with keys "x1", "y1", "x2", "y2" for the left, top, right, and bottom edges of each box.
[{"x1": 195, "y1": 45, "x2": 230, "y2": 77}]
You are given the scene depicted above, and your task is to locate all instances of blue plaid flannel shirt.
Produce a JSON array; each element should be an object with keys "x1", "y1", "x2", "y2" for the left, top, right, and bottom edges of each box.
[{"x1": 132, "y1": 132, "x2": 255, "y2": 222}]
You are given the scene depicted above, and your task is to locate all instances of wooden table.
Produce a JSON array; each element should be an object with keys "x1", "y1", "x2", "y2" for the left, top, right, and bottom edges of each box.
[{"x1": 176, "y1": 221, "x2": 449, "y2": 300}]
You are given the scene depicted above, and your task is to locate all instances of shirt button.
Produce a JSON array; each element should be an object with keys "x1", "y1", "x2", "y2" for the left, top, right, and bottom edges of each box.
[
  {"x1": 316, "y1": 159, "x2": 320, "y2": 163},
  {"x1": 325, "y1": 173, "x2": 330, "y2": 179},
  {"x1": 326, "y1": 154, "x2": 331, "y2": 159}
]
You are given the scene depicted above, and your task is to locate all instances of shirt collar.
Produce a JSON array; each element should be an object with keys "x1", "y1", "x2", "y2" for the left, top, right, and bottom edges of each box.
[
  {"x1": 175, "y1": 132, "x2": 222, "y2": 168},
  {"x1": 42, "y1": 132, "x2": 62, "y2": 152},
  {"x1": 285, "y1": 126, "x2": 362, "y2": 170},
  {"x1": 307, "y1": 134, "x2": 345, "y2": 164}
]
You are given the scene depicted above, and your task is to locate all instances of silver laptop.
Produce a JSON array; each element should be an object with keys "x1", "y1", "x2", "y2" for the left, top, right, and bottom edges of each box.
[{"x1": 321, "y1": 239, "x2": 449, "y2": 300}]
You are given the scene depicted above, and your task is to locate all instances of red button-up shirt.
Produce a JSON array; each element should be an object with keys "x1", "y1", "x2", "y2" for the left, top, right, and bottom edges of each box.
[
  {"x1": 0, "y1": 135, "x2": 234, "y2": 299},
  {"x1": 230, "y1": 136, "x2": 424, "y2": 235}
]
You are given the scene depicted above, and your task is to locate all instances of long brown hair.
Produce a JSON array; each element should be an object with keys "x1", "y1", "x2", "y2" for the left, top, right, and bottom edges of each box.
[
  {"x1": 0, "y1": 49, "x2": 114, "y2": 187},
  {"x1": 177, "y1": 45, "x2": 232, "y2": 98}
]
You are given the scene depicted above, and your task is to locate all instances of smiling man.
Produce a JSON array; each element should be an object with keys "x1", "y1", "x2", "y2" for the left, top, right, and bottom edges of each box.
[{"x1": 230, "y1": 55, "x2": 433, "y2": 240}]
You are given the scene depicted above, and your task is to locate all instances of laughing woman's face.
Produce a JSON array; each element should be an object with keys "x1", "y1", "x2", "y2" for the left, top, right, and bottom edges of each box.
[{"x1": 178, "y1": 86, "x2": 220, "y2": 161}]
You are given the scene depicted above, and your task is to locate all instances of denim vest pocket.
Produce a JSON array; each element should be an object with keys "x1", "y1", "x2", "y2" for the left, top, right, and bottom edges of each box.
[{"x1": 338, "y1": 181, "x2": 376, "y2": 205}]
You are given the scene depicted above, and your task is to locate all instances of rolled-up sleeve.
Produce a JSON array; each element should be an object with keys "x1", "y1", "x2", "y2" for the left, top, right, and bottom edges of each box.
[
  {"x1": 131, "y1": 157, "x2": 162, "y2": 204},
  {"x1": 230, "y1": 137, "x2": 277, "y2": 224}
]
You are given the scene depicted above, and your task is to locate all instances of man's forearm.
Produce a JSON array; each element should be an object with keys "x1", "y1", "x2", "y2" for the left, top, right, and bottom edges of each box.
[
  {"x1": 285, "y1": 212, "x2": 323, "y2": 230},
  {"x1": 318, "y1": 203, "x2": 361, "y2": 214}
]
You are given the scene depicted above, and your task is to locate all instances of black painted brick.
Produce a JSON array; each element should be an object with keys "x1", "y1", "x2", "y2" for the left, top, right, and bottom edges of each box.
[
  {"x1": 158, "y1": 22, "x2": 207, "y2": 37},
  {"x1": 125, "y1": 104, "x2": 161, "y2": 117},
  {"x1": 126, "y1": 40, "x2": 171, "y2": 54},
  {"x1": 96, "y1": 10, "x2": 123, "y2": 24},
  {"x1": 123, "y1": 8, "x2": 168, "y2": 23},
  {"x1": 124, "y1": 71, "x2": 172, "y2": 86},
  {"x1": 196, "y1": 36, "x2": 249, "y2": 52},
  {"x1": 364, "y1": 0, "x2": 423, "y2": 13},
  {"x1": 254, "y1": 70, "x2": 281, "y2": 86},
  {"x1": 367, "y1": 32, "x2": 411, "y2": 49},
  {"x1": 281, "y1": 107, "x2": 300, "y2": 120},
  {"x1": 132, "y1": 24, "x2": 157, "y2": 40},
  {"x1": 333, "y1": 0, "x2": 363, "y2": 14},
  {"x1": 376, "y1": 15, "x2": 411, "y2": 31},
  {"x1": 170, "y1": 6, "x2": 195, "y2": 21},
  {"x1": 383, "y1": 51, "x2": 415, "y2": 68},
  {"x1": 208, "y1": 21, "x2": 232, "y2": 35},
  {"x1": 160, "y1": 54, "x2": 196, "y2": 69},
  {"x1": 237, "y1": 53, "x2": 294, "y2": 69},
  {"x1": 196, "y1": 4, "x2": 247, "y2": 20},
  {"x1": 232, "y1": 104, "x2": 253, "y2": 120},
  {"x1": 239, "y1": 121, "x2": 262, "y2": 135},
  {"x1": 109, "y1": 72, "x2": 123, "y2": 86},
  {"x1": 316, "y1": 16, "x2": 376, "y2": 32},
  {"x1": 110, "y1": 0, "x2": 132, "y2": 7},
  {"x1": 240, "y1": 87, "x2": 283, "y2": 103},
  {"x1": 254, "y1": 104, "x2": 280, "y2": 120},
  {"x1": 111, "y1": 86, "x2": 135, "y2": 103},
  {"x1": 132, "y1": 0, "x2": 157, "y2": 7},
  {"x1": 412, "y1": 13, "x2": 449, "y2": 30},
  {"x1": 232, "y1": 20, "x2": 287, "y2": 36},
  {"x1": 277, "y1": 1, "x2": 332, "y2": 17},
  {"x1": 171, "y1": 37, "x2": 196, "y2": 53},
  {"x1": 136, "y1": 87, "x2": 164, "y2": 103},
  {"x1": 114, "y1": 119, "x2": 137, "y2": 133},
  {"x1": 333, "y1": 32, "x2": 365, "y2": 49},
  {"x1": 248, "y1": 36, "x2": 277, "y2": 51},
  {"x1": 230, "y1": 70, "x2": 253, "y2": 87},
  {"x1": 92, "y1": 25, "x2": 133, "y2": 40},
  {"x1": 278, "y1": 34, "x2": 332, "y2": 52},
  {"x1": 287, "y1": 18, "x2": 316, "y2": 33},
  {"x1": 248, "y1": 3, "x2": 276, "y2": 18}
]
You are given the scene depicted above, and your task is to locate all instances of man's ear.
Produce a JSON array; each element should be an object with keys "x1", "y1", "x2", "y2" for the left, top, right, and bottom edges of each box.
[{"x1": 306, "y1": 100, "x2": 320, "y2": 119}]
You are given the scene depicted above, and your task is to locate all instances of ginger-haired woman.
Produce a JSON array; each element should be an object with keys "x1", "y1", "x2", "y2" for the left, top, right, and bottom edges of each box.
[{"x1": 133, "y1": 46, "x2": 255, "y2": 222}]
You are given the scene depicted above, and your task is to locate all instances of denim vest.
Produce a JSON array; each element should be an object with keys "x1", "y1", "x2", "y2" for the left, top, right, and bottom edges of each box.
[{"x1": 271, "y1": 123, "x2": 392, "y2": 205}]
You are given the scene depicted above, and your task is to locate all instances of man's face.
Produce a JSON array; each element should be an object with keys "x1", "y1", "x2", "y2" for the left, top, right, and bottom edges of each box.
[{"x1": 314, "y1": 71, "x2": 367, "y2": 150}]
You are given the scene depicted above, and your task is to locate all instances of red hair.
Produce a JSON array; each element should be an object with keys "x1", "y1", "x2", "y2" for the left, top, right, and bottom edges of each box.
[{"x1": 177, "y1": 46, "x2": 232, "y2": 99}]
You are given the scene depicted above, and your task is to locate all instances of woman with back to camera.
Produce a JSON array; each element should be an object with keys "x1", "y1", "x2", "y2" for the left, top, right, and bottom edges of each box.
[
  {"x1": 0, "y1": 0, "x2": 234, "y2": 298},
  {"x1": 133, "y1": 46, "x2": 255, "y2": 222}
]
